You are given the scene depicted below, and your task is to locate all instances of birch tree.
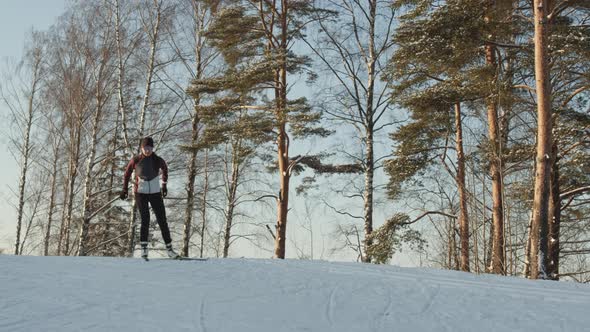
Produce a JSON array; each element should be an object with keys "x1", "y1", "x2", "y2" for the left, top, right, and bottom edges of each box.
[
  {"x1": 123, "y1": 0, "x2": 167, "y2": 256},
  {"x1": 385, "y1": 0, "x2": 492, "y2": 272},
  {"x1": 0, "y1": 34, "x2": 44, "y2": 255},
  {"x1": 46, "y1": 15, "x2": 94, "y2": 255},
  {"x1": 304, "y1": 0, "x2": 398, "y2": 263},
  {"x1": 43, "y1": 126, "x2": 63, "y2": 256},
  {"x1": 483, "y1": 0, "x2": 512, "y2": 275},
  {"x1": 77, "y1": 5, "x2": 117, "y2": 256},
  {"x1": 454, "y1": 103, "x2": 470, "y2": 271},
  {"x1": 166, "y1": 0, "x2": 218, "y2": 258},
  {"x1": 529, "y1": 0, "x2": 590, "y2": 279}
]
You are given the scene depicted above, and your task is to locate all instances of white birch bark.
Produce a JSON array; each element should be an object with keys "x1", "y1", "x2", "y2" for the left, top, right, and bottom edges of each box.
[
  {"x1": 223, "y1": 141, "x2": 242, "y2": 258},
  {"x1": 199, "y1": 150, "x2": 209, "y2": 258},
  {"x1": 182, "y1": 0, "x2": 207, "y2": 257},
  {"x1": 115, "y1": 0, "x2": 132, "y2": 156},
  {"x1": 10, "y1": 50, "x2": 42, "y2": 255},
  {"x1": 44, "y1": 138, "x2": 62, "y2": 256},
  {"x1": 77, "y1": 61, "x2": 110, "y2": 256},
  {"x1": 127, "y1": 0, "x2": 163, "y2": 256},
  {"x1": 302, "y1": 0, "x2": 396, "y2": 262}
]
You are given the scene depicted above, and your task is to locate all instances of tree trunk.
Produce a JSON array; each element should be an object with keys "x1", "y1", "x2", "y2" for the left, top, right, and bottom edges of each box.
[
  {"x1": 57, "y1": 179, "x2": 68, "y2": 255},
  {"x1": 361, "y1": 0, "x2": 377, "y2": 264},
  {"x1": 302, "y1": 1, "x2": 394, "y2": 263},
  {"x1": 454, "y1": 221, "x2": 460, "y2": 270},
  {"x1": 19, "y1": 189, "x2": 43, "y2": 255},
  {"x1": 13, "y1": 135, "x2": 30, "y2": 254},
  {"x1": 471, "y1": 171, "x2": 480, "y2": 273},
  {"x1": 529, "y1": 0, "x2": 553, "y2": 280},
  {"x1": 455, "y1": 103, "x2": 470, "y2": 272},
  {"x1": 522, "y1": 215, "x2": 533, "y2": 277},
  {"x1": 546, "y1": 140, "x2": 560, "y2": 280},
  {"x1": 362, "y1": 129, "x2": 374, "y2": 263},
  {"x1": 481, "y1": 175, "x2": 487, "y2": 271},
  {"x1": 137, "y1": 0, "x2": 161, "y2": 139},
  {"x1": 485, "y1": 44, "x2": 505, "y2": 275},
  {"x1": 182, "y1": 4, "x2": 205, "y2": 257},
  {"x1": 222, "y1": 203, "x2": 235, "y2": 258},
  {"x1": 505, "y1": 205, "x2": 514, "y2": 275},
  {"x1": 13, "y1": 54, "x2": 41, "y2": 255},
  {"x1": 275, "y1": 124, "x2": 290, "y2": 259},
  {"x1": 448, "y1": 217, "x2": 457, "y2": 269},
  {"x1": 44, "y1": 143, "x2": 60, "y2": 256},
  {"x1": 103, "y1": 110, "x2": 120, "y2": 255},
  {"x1": 501, "y1": 44, "x2": 516, "y2": 276},
  {"x1": 115, "y1": 0, "x2": 132, "y2": 155},
  {"x1": 182, "y1": 115, "x2": 199, "y2": 257},
  {"x1": 115, "y1": 0, "x2": 138, "y2": 257},
  {"x1": 128, "y1": 0, "x2": 162, "y2": 256},
  {"x1": 77, "y1": 76, "x2": 106, "y2": 256},
  {"x1": 274, "y1": 0, "x2": 290, "y2": 259},
  {"x1": 13, "y1": 105, "x2": 32, "y2": 255},
  {"x1": 199, "y1": 150, "x2": 209, "y2": 258},
  {"x1": 62, "y1": 126, "x2": 82, "y2": 255},
  {"x1": 223, "y1": 141, "x2": 241, "y2": 258},
  {"x1": 485, "y1": 220, "x2": 494, "y2": 272}
]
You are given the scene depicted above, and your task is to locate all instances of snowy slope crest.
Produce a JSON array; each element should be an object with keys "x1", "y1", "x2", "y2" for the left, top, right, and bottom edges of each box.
[{"x1": 1, "y1": 255, "x2": 589, "y2": 332}]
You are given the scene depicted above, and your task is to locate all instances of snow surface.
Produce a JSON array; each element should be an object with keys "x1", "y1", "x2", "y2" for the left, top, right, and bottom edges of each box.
[{"x1": 1, "y1": 255, "x2": 589, "y2": 332}]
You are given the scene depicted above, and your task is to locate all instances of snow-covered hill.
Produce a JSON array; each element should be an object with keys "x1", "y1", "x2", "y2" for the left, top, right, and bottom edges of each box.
[{"x1": 1, "y1": 255, "x2": 589, "y2": 331}]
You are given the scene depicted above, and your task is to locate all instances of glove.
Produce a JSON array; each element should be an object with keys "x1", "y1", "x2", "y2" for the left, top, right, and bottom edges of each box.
[
  {"x1": 161, "y1": 184, "x2": 168, "y2": 198},
  {"x1": 119, "y1": 189, "x2": 128, "y2": 200}
]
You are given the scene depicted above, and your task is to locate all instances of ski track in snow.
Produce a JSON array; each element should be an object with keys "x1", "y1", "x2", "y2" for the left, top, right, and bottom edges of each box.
[
  {"x1": 199, "y1": 299, "x2": 207, "y2": 332},
  {"x1": 299, "y1": 261, "x2": 590, "y2": 304},
  {"x1": 325, "y1": 284, "x2": 337, "y2": 326},
  {"x1": 1, "y1": 255, "x2": 590, "y2": 332},
  {"x1": 416, "y1": 283, "x2": 440, "y2": 316}
]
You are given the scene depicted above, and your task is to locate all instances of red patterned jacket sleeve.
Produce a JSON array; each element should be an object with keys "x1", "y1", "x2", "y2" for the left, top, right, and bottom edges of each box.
[{"x1": 159, "y1": 156, "x2": 168, "y2": 184}]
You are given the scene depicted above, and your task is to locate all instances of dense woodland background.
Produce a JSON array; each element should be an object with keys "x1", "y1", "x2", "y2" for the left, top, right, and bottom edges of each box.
[{"x1": 1, "y1": 0, "x2": 588, "y2": 282}]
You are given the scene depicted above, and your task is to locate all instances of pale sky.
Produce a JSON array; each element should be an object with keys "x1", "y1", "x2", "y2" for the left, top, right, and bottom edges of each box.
[{"x1": 0, "y1": 0, "x2": 67, "y2": 251}]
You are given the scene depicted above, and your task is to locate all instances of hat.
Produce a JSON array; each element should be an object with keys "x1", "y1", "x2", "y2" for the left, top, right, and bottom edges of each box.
[{"x1": 141, "y1": 137, "x2": 154, "y2": 148}]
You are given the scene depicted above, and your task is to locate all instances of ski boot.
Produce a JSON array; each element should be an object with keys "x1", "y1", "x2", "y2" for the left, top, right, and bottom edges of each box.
[
  {"x1": 166, "y1": 243, "x2": 180, "y2": 259},
  {"x1": 140, "y1": 242, "x2": 149, "y2": 261}
]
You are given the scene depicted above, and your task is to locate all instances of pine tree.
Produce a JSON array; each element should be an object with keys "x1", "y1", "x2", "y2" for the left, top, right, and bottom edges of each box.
[
  {"x1": 189, "y1": 1, "x2": 329, "y2": 259},
  {"x1": 385, "y1": 0, "x2": 496, "y2": 272},
  {"x1": 388, "y1": 0, "x2": 589, "y2": 277},
  {"x1": 534, "y1": 1, "x2": 590, "y2": 279}
]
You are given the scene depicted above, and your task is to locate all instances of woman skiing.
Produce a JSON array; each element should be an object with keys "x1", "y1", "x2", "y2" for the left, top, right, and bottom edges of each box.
[{"x1": 120, "y1": 137, "x2": 179, "y2": 260}]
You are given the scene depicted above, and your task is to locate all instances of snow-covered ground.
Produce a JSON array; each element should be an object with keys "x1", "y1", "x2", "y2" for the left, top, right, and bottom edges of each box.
[{"x1": 1, "y1": 255, "x2": 589, "y2": 332}]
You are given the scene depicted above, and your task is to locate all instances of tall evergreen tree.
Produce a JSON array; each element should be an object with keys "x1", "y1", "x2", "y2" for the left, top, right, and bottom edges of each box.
[
  {"x1": 189, "y1": 1, "x2": 329, "y2": 258},
  {"x1": 532, "y1": 0, "x2": 590, "y2": 279},
  {"x1": 385, "y1": 0, "x2": 497, "y2": 272},
  {"x1": 387, "y1": 0, "x2": 589, "y2": 276}
]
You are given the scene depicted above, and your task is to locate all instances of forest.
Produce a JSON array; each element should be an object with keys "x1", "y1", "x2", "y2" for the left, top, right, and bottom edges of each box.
[{"x1": 2, "y1": 0, "x2": 589, "y2": 282}]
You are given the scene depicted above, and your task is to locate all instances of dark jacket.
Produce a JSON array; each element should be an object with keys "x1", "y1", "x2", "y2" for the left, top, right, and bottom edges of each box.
[{"x1": 123, "y1": 153, "x2": 168, "y2": 194}]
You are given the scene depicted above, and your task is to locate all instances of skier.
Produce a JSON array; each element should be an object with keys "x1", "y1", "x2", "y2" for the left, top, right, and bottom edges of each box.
[{"x1": 120, "y1": 136, "x2": 179, "y2": 260}]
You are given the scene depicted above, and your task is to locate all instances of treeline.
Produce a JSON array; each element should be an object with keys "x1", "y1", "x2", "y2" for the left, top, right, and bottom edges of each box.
[{"x1": 2, "y1": 0, "x2": 589, "y2": 281}]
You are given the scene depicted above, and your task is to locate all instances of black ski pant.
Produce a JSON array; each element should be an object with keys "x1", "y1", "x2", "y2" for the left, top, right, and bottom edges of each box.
[{"x1": 135, "y1": 192, "x2": 172, "y2": 244}]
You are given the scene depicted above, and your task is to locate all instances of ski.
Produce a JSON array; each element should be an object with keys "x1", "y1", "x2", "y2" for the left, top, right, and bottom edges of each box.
[
  {"x1": 173, "y1": 256, "x2": 208, "y2": 261},
  {"x1": 139, "y1": 257, "x2": 208, "y2": 261}
]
